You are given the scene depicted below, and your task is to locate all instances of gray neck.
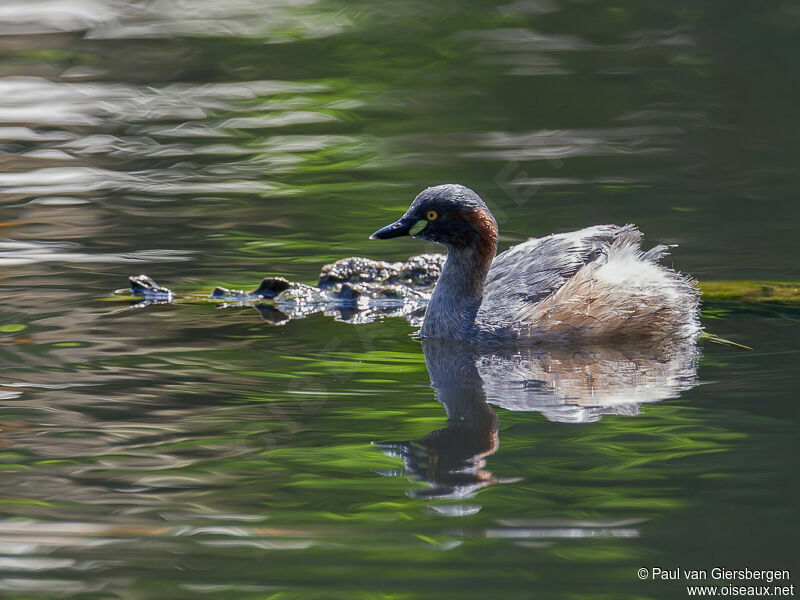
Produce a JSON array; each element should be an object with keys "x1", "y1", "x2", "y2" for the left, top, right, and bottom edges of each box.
[{"x1": 421, "y1": 245, "x2": 493, "y2": 340}]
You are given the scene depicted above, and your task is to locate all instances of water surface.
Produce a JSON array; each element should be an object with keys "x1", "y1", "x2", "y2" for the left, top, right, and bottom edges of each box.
[{"x1": 0, "y1": 1, "x2": 798, "y2": 598}]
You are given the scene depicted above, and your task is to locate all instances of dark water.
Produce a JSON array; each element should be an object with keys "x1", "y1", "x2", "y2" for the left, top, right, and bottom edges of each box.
[{"x1": 0, "y1": 1, "x2": 798, "y2": 598}]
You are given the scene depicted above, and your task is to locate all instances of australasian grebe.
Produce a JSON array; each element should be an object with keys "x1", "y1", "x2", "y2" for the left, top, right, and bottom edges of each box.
[{"x1": 371, "y1": 184, "x2": 700, "y2": 343}]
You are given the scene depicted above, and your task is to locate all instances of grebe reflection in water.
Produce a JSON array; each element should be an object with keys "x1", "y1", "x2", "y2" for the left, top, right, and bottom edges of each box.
[{"x1": 378, "y1": 337, "x2": 698, "y2": 499}]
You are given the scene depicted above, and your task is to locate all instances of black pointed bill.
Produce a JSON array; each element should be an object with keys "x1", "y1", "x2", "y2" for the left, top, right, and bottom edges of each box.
[{"x1": 370, "y1": 218, "x2": 427, "y2": 240}]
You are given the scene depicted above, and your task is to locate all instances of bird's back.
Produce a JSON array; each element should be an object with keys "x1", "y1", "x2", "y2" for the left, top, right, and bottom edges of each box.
[{"x1": 478, "y1": 224, "x2": 700, "y2": 342}]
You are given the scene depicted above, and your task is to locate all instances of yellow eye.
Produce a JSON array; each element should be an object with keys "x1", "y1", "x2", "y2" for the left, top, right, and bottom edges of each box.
[{"x1": 426, "y1": 210, "x2": 438, "y2": 221}]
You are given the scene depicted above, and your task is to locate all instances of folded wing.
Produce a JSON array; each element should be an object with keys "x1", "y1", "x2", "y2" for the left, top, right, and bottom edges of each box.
[{"x1": 483, "y1": 224, "x2": 637, "y2": 310}]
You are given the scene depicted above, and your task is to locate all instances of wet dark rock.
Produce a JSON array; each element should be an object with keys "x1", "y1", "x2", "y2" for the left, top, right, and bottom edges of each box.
[
  {"x1": 251, "y1": 277, "x2": 292, "y2": 298},
  {"x1": 337, "y1": 284, "x2": 360, "y2": 301},
  {"x1": 121, "y1": 253, "x2": 446, "y2": 326},
  {"x1": 317, "y1": 254, "x2": 445, "y2": 290},
  {"x1": 129, "y1": 274, "x2": 173, "y2": 299}
]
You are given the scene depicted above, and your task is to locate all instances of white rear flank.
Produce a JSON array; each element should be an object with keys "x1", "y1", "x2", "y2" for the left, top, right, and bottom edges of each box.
[{"x1": 516, "y1": 231, "x2": 699, "y2": 342}]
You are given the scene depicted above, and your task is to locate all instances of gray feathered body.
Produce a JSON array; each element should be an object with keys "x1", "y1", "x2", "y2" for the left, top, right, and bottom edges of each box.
[{"x1": 421, "y1": 224, "x2": 700, "y2": 343}]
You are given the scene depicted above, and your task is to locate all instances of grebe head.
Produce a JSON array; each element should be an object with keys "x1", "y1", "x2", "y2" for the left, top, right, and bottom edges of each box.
[{"x1": 370, "y1": 184, "x2": 498, "y2": 256}]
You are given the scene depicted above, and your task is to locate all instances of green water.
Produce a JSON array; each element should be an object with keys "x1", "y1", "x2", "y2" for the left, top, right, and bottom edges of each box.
[{"x1": 0, "y1": 1, "x2": 798, "y2": 598}]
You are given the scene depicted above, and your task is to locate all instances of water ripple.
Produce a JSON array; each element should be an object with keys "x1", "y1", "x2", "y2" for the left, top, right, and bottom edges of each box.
[
  {"x1": 462, "y1": 126, "x2": 682, "y2": 161},
  {"x1": 0, "y1": 0, "x2": 353, "y2": 41},
  {"x1": 0, "y1": 240, "x2": 192, "y2": 265},
  {"x1": 0, "y1": 76, "x2": 330, "y2": 127}
]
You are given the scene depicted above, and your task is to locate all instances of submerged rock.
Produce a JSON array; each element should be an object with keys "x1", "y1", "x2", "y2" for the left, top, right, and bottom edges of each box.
[
  {"x1": 128, "y1": 274, "x2": 174, "y2": 300},
  {"x1": 251, "y1": 277, "x2": 293, "y2": 298},
  {"x1": 121, "y1": 253, "x2": 447, "y2": 326},
  {"x1": 209, "y1": 276, "x2": 305, "y2": 302}
]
